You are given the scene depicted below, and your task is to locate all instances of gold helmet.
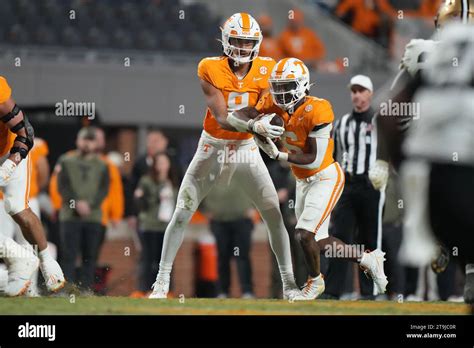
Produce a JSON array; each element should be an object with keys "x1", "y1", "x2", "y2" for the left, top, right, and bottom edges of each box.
[{"x1": 435, "y1": 0, "x2": 474, "y2": 28}]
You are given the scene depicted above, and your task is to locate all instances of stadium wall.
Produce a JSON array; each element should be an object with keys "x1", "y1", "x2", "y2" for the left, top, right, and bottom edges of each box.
[
  {"x1": 100, "y1": 224, "x2": 272, "y2": 298},
  {"x1": 0, "y1": 58, "x2": 390, "y2": 127}
]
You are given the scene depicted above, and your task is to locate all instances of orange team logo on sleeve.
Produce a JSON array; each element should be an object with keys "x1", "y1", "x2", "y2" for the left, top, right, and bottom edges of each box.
[{"x1": 197, "y1": 56, "x2": 275, "y2": 140}]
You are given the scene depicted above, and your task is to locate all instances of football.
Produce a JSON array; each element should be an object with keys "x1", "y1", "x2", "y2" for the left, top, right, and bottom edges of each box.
[
  {"x1": 269, "y1": 114, "x2": 284, "y2": 127},
  {"x1": 239, "y1": 106, "x2": 261, "y2": 119},
  {"x1": 254, "y1": 113, "x2": 285, "y2": 143}
]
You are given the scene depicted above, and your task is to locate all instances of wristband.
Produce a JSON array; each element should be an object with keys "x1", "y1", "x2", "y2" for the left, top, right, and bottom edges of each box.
[
  {"x1": 247, "y1": 119, "x2": 255, "y2": 132},
  {"x1": 277, "y1": 152, "x2": 288, "y2": 162}
]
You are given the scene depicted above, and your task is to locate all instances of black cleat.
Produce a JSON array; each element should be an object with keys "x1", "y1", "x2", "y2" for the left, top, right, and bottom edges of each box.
[{"x1": 431, "y1": 244, "x2": 450, "y2": 274}]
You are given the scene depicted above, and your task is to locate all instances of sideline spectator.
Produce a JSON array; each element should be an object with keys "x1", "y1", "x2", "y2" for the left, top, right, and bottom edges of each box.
[
  {"x1": 279, "y1": 9, "x2": 326, "y2": 70},
  {"x1": 336, "y1": 0, "x2": 394, "y2": 47},
  {"x1": 131, "y1": 129, "x2": 169, "y2": 190},
  {"x1": 133, "y1": 152, "x2": 177, "y2": 296},
  {"x1": 258, "y1": 14, "x2": 284, "y2": 61},
  {"x1": 56, "y1": 127, "x2": 109, "y2": 292}
]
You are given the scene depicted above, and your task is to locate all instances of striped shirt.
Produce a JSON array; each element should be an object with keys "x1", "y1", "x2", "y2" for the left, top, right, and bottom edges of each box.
[{"x1": 334, "y1": 108, "x2": 377, "y2": 175}]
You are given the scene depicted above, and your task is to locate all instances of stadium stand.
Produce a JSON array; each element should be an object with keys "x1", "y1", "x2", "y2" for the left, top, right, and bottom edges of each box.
[{"x1": 0, "y1": 0, "x2": 221, "y2": 53}]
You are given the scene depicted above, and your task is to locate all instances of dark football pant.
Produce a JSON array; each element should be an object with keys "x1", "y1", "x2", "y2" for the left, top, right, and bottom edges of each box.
[{"x1": 429, "y1": 164, "x2": 474, "y2": 267}]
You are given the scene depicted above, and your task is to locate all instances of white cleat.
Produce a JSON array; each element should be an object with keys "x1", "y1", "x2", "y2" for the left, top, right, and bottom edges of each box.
[
  {"x1": 284, "y1": 288, "x2": 303, "y2": 301},
  {"x1": 4, "y1": 255, "x2": 39, "y2": 297},
  {"x1": 24, "y1": 268, "x2": 41, "y2": 297},
  {"x1": 40, "y1": 259, "x2": 66, "y2": 293},
  {"x1": 282, "y1": 279, "x2": 299, "y2": 300},
  {"x1": 149, "y1": 278, "x2": 169, "y2": 299},
  {"x1": 360, "y1": 249, "x2": 388, "y2": 295},
  {"x1": 293, "y1": 276, "x2": 325, "y2": 301},
  {"x1": 24, "y1": 282, "x2": 41, "y2": 297}
]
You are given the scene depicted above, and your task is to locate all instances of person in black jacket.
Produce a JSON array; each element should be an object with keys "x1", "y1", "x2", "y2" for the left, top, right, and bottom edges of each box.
[{"x1": 132, "y1": 129, "x2": 169, "y2": 191}]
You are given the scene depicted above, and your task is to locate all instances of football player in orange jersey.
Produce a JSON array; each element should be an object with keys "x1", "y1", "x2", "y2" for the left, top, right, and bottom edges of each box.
[
  {"x1": 150, "y1": 13, "x2": 301, "y2": 300},
  {"x1": 0, "y1": 76, "x2": 65, "y2": 295},
  {"x1": 235, "y1": 58, "x2": 388, "y2": 299}
]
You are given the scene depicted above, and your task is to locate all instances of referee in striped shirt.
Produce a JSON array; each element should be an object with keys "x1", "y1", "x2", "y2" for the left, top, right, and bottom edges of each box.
[{"x1": 325, "y1": 75, "x2": 385, "y2": 299}]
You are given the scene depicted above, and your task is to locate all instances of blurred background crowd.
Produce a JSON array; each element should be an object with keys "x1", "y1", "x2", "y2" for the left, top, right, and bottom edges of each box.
[{"x1": 0, "y1": 0, "x2": 466, "y2": 301}]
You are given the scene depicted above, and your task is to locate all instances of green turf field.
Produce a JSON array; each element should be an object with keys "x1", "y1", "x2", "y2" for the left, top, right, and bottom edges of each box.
[{"x1": 0, "y1": 297, "x2": 470, "y2": 315}]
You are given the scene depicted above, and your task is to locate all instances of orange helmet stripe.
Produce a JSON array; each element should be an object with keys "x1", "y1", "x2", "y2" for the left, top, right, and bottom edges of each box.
[
  {"x1": 240, "y1": 12, "x2": 251, "y2": 31},
  {"x1": 277, "y1": 58, "x2": 290, "y2": 72},
  {"x1": 274, "y1": 58, "x2": 290, "y2": 77}
]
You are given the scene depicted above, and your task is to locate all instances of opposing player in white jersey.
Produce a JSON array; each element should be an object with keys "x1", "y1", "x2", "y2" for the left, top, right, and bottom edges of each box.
[
  {"x1": 370, "y1": 0, "x2": 474, "y2": 269},
  {"x1": 402, "y1": 23, "x2": 474, "y2": 304},
  {"x1": 149, "y1": 13, "x2": 301, "y2": 299},
  {"x1": 371, "y1": 1, "x2": 474, "y2": 304}
]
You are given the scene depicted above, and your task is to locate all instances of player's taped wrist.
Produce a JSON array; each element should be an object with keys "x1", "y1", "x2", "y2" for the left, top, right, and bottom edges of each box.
[
  {"x1": 0, "y1": 159, "x2": 17, "y2": 177},
  {"x1": 227, "y1": 111, "x2": 252, "y2": 133},
  {"x1": 276, "y1": 152, "x2": 288, "y2": 162},
  {"x1": 247, "y1": 119, "x2": 256, "y2": 133}
]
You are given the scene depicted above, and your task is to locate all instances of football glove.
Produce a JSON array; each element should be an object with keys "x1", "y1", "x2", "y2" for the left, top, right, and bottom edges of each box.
[
  {"x1": 249, "y1": 114, "x2": 284, "y2": 139},
  {"x1": 0, "y1": 159, "x2": 17, "y2": 186},
  {"x1": 369, "y1": 159, "x2": 389, "y2": 190},
  {"x1": 255, "y1": 137, "x2": 288, "y2": 161}
]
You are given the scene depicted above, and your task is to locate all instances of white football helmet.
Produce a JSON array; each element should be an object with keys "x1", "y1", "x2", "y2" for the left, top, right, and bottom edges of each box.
[
  {"x1": 269, "y1": 58, "x2": 311, "y2": 112},
  {"x1": 221, "y1": 13, "x2": 262, "y2": 64}
]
